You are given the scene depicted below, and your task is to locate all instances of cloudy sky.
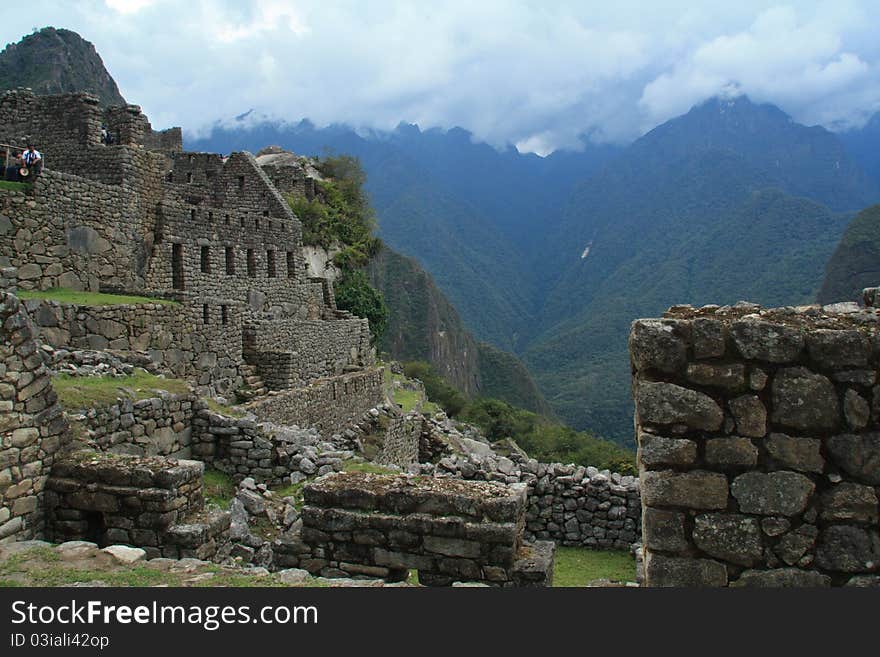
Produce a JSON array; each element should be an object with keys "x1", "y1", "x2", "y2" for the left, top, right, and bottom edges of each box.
[{"x1": 2, "y1": 0, "x2": 880, "y2": 154}]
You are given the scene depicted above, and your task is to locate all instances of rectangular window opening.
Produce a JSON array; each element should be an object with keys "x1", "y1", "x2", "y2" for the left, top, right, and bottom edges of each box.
[
  {"x1": 267, "y1": 250, "x2": 276, "y2": 278},
  {"x1": 200, "y1": 246, "x2": 211, "y2": 273}
]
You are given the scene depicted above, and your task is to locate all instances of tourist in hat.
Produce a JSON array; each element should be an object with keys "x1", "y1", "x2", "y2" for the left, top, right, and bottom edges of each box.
[{"x1": 20, "y1": 143, "x2": 42, "y2": 177}]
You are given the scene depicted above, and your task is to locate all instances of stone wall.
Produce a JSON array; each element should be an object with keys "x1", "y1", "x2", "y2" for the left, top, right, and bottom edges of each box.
[
  {"x1": 27, "y1": 299, "x2": 243, "y2": 396},
  {"x1": 1, "y1": 292, "x2": 71, "y2": 543},
  {"x1": 191, "y1": 407, "x2": 298, "y2": 485},
  {"x1": 429, "y1": 451, "x2": 641, "y2": 550},
  {"x1": 631, "y1": 299, "x2": 880, "y2": 587},
  {"x1": 244, "y1": 368, "x2": 385, "y2": 435},
  {"x1": 298, "y1": 472, "x2": 553, "y2": 586},
  {"x1": 376, "y1": 414, "x2": 421, "y2": 468},
  {"x1": 0, "y1": 166, "x2": 161, "y2": 293},
  {"x1": 73, "y1": 392, "x2": 196, "y2": 459},
  {"x1": 146, "y1": 152, "x2": 308, "y2": 306},
  {"x1": 0, "y1": 267, "x2": 16, "y2": 293},
  {"x1": 243, "y1": 316, "x2": 373, "y2": 388},
  {"x1": 44, "y1": 453, "x2": 227, "y2": 559}
]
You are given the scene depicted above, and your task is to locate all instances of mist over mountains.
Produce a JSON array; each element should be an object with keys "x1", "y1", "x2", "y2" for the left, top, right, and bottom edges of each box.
[
  {"x1": 189, "y1": 98, "x2": 880, "y2": 445},
  {"x1": 6, "y1": 25, "x2": 880, "y2": 445}
]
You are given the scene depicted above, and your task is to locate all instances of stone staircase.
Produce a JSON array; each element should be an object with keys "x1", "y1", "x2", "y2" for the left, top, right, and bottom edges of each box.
[{"x1": 238, "y1": 363, "x2": 269, "y2": 401}]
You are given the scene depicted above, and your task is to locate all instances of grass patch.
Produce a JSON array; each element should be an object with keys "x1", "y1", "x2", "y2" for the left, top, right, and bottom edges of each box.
[
  {"x1": 204, "y1": 398, "x2": 246, "y2": 418},
  {"x1": 0, "y1": 180, "x2": 30, "y2": 192},
  {"x1": 0, "y1": 546, "x2": 320, "y2": 588},
  {"x1": 392, "y1": 388, "x2": 421, "y2": 413},
  {"x1": 203, "y1": 469, "x2": 236, "y2": 510},
  {"x1": 384, "y1": 367, "x2": 431, "y2": 414},
  {"x1": 553, "y1": 548, "x2": 636, "y2": 587},
  {"x1": 17, "y1": 287, "x2": 177, "y2": 306},
  {"x1": 53, "y1": 369, "x2": 190, "y2": 409}
]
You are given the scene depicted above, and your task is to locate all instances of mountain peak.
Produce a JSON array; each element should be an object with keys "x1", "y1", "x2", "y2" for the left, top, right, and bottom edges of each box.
[{"x1": 0, "y1": 27, "x2": 126, "y2": 107}]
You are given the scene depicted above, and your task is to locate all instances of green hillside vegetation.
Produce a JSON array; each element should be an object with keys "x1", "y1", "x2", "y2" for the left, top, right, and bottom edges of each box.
[
  {"x1": 461, "y1": 398, "x2": 636, "y2": 475},
  {"x1": 404, "y1": 361, "x2": 635, "y2": 473},
  {"x1": 528, "y1": 187, "x2": 849, "y2": 444},
  {"x1": 476, "y1": 342, "x2": 554, "y2": 417},
  {"x1": 817, "y1": 204, "x2": 880, "y2": 304},
  {"x1": 288, "y1": 154, "x2": 381, "y2": 269},
  {"x1": 287, "y1": 155, "x2": 387, "y2": 342}
]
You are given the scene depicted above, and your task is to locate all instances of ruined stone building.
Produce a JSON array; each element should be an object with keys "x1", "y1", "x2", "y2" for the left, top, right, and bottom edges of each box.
[
  {"x1": 0, "y1": 89, "x2": 374, "y2": 399},
  {"x1": 0, "y1": 89, "x2": 383, "y2": 553}
]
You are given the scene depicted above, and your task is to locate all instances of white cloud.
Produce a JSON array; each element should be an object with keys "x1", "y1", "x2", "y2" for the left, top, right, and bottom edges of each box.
[{"x1": 2, "y1": 1, "x2": 880, "y2": 151}]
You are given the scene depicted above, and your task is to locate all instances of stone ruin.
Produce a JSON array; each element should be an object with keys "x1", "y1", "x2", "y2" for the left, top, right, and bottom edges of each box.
[
  {"x1": 0, "y1": 89, "x2": 572, "y2": 585},
  {"x1": 297, "y1": 472, "x2": 554, "y2": 586},
  {"x1": 631, "y1": 291, "x2": 880, "y2": 586},
  {"x1": 7, "y1": 86, "x2": 875, "y2": 587}
]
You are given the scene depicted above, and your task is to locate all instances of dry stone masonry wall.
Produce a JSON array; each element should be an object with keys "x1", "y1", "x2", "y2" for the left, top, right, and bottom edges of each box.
[
  {"x1": 72, "y1": 392, "x2": 197, "y2": 459},
  {"x1": 298, "y1": 472, "x2": 554, "y2": 586},
  {"x1": 244, "y1": 368, "x2": 385, "y2": 436},
  {"x1": 26, "y1": 298, "x2": 243, "y2": 395},
  {"x1": 44, "y1": 453, "x2": 228, "y2": 559},
  {"x1": 0, "y1": 292, "x2": 71, "y2": 543},
  {"x1": 631, "y1": 295, "x2": 880, "y2": 587}
]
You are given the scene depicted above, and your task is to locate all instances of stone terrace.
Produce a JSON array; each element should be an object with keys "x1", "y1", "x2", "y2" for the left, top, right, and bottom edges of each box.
[{"x1": 299, "y1": 472, "x2": 554, "y2": 586}]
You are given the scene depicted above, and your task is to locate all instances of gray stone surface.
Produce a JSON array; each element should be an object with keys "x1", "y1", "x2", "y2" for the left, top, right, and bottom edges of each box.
[
  {"x1": 771, "y1": 367, "x2": 840, "y2": 431},
  {"x1": 636, "y1": 381, "x2": 723, "y2": 431},
  {"x1": 731, "y1": 471, "x2": 815, "y2": 516}
]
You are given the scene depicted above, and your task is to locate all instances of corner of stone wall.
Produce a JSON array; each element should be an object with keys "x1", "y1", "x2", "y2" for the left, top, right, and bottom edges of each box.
[
  {"x1": 1, "y1": 290, "x2": 71, "y2": 543},
  {"x1": 630, "y1": 293, "x2": 880, "y2": 587}
]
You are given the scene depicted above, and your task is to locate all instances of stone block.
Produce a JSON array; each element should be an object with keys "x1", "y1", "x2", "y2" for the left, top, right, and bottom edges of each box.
[
  {"x1": 770, "y1": 368, "x2": 839, "y2": 432},
  {"x1": 642, "y1": 507, "x2": 688, "y2": 553},
  {"x1": 815, "y1": 525, "x2": 880, "y2": 573},
  {"x1": 765, "y1": 433, "x2": 824, "y2": 474},
  {"x1": 641, "y1": 470, "x2": 729, "y2": 510},
  {"x1": 629, "y1": 320, "x2": 688, "y2": 373},
  {"x1": 705, "y1": 437, "x2": 758, "y2": 467},
  {"x1": 636, "y1": 381, "x2": 723, "y2": 431},
  {"x1": 732, "y1": 569, "x2": 831, "y2": 587},
  {"x1": 731, "y1": 471, "x2": 814, "y2": 516},
  {"x1": 693, "y1": 513, "x2": 763, "y2": 566},
  {"x1": 644, "y1": 552, "x2": 727, "y2": 587},
  {"x1": 639, "y1": 432, "x2": 697, "y2": 468},
  {"x1": 826, "y1": 433, "x2": 880, "y2": 484}
]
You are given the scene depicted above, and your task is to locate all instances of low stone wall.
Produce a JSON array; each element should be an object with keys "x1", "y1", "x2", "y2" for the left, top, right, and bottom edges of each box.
[
  {"x1": 1, "y1": 292, "x2": 70, "y2": 543},
  {"x1": 375, "y1": 414, "x2": 421, "y2": 468},
  {"x1": 522, "y1": 465, "x2": 640, "y2": 549},
  {"x1": 27, "y1": 299, "x2": 243, "y2": 395},
  {"x1": 298, "y1": 472, "x2": 553, "y2": 586},
  {"x1": 243, "y1": 316, "x2": 372, "y2": 389},
  {"x1": 631, "y1": 299, "x2": 880, "y2": 587},
  {"x1": 191, "y1": 408, "x2": 298, "y2": 485},
  {"x1": 429, "y1": 448, "x2": 641, "y2": 550},
  {"x1": 45, "y1": 453, "x2": 227, "y2": 559},
  {"x1": 74, "y1": 392, "x2": 196, "y2": 459},
  {"x1": 244, "y1": 368, "x2": 385, "y2": 435}
]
